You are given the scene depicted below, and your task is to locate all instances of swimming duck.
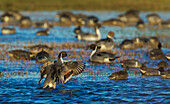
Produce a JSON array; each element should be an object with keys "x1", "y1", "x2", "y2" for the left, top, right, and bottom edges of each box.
[
  {"x1": 74, "y1": 25, "x2": 101, "y2": 41},
  {"x1": 0, "y1": 10, "x2": 22, "y2": 23},
  {"x1": 57, "y1": 11, "x2": 77, "y2": 23},
  {"x1": 149, "y1": 49, "x2": 166, "y2": 60},
  {"x1": 120, "y1": 39, "x2": 136, "y2": 50},
  {"x1": 19, "y1": 16, "x2": 32, "y2": 28},
  {"x1": 83, "y1": 16, "x2": 99, "y2": 27},
  {"x1": 0, "y1": 12, "x2": 16, "y2": 23},
  {"x1": 1, "y1": 27, "x2": 16, "y2": 35},
  {"x1": 161, "y1": 70, "x2": 170, "y2": 79},
  {"x1": 35, "y1": 51, "x2": 50, "y2": 63},
  {"x1": 157, "y1": 61, "x2": 169, "y2": 68},
  {"x1": 118, "y1": 10, "x2": 141, "y2": 26},
  {"x1": 159, "y1": 20, "x2": 170, "y2": 29},
  {"x1": 125, "y1": 9, "x2": 140, "y2": 17},
  {"x1": 132, "y1": 37, "x2": 148, "y2": 48},
  {"x1": 6, "y1": 10, "x2": 23, "y2": 21},
  {"x1": 95, "y1": 31, "x2": 116, "y2": 51},
  {"x1": 146, "y1": 13, "x2": 162, "y2": 25},
  {"x1": 33, "y1": 21, "x2": 53, "y2": 29},
  {"x1": 38, "y1": 51, "x2": 86, "y2": 89},
  {"x1": 147, "y1": 37, "x2": 161, "y2": 49},
  {"x1": 36, "y1": 29, "x2": 49, "y2": 36},
  {"x1": 28, "y1": 44, "x2": 53, "y2": 54},
  {"x1": 108, "y1": 67, "x2": 129, "y2": 80},
  {"x1": 74, "y1": 14, "x2": 88, "y2": 26},
  {"x1": 120, "y1": 59, "x2": 142, "y2": 68},
  {"x1": 140, "y1": 64, "x2": 165, "y2": 76},
  {"x1": 89, "y1": 44, "x2": 120, "y2": 63},
  {"x1": 102, "y1": 18, "x2": 125, "y2": 27},
  {"x1": 136, "y1": 20, "x2": 145, "y2": 30},
  {"x1": 7, "y1": 50, "x2": 35, "y2": 60}
]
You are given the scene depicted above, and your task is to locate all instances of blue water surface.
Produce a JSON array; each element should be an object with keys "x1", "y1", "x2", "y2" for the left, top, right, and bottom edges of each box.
[{"x1": 0, "y1": 11, "x2": 170, "y2": 104}]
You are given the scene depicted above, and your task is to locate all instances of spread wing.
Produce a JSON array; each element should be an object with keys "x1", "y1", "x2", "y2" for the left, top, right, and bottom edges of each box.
[
  {"x1": 42, "y1": 61, "x2": 86, "y2": 85},
  {"x1": 64, "y1": 61, "x2": 86, "y2": 76}
]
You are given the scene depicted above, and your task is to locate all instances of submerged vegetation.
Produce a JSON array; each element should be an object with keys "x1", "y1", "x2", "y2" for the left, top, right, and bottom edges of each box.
[{"x1": 0, "y1": 0, "x2": 170, "y2": 11}]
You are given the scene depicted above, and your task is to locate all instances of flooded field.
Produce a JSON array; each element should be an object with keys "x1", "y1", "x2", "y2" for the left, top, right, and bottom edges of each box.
[{"x1": 0, "y1": 11, "x2": 170, "y2": 103}]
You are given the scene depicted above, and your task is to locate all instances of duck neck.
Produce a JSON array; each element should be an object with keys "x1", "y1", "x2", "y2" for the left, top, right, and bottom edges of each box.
[
  {"x1": 95, "y1": 26, "x2": 101, "y2": 39},
  {"x1": 135, "y1": 61, "x2": 138, "y2": 66},
  {"x1": 107, "y1": 35, "x2": 113, "y2": 40},
  {"x1": 57, "y1": 54, "x2": 64, "y2": 65},
  {"x1": 90, "y1": 47, "x2": 98, "y2": 60}
]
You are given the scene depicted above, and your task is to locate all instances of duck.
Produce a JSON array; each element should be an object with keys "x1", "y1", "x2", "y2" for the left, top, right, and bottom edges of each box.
[
  {"x1": 102, "y1": 18, "x2": 125, "y2": 27},
  {"x1": 161, "y1": 70, "x2": 170, "y2": 79},
  {"x1": 117, "y1": 10, "x2": 141, "y2": 26},
  {"x1": 19, "y1": 16, "x2": 32, "y2": 28},
  {"x1": 74, "y1": 13, "x2": 88, "y2": 26},
  {"x1": 0, "y1": 12, "x2": 16, "y2": 23},
  {"x1": 83, "y1": 15, "x2": 99, "y2": 27},
  {"x1": 33, "y1": 21, "x2": 53, "y2": 29},
  {"x1": 74, "y1": 25, "x2": 101, "y2": 41},
  {"x1": 158, "y1": 20, "x2": 170, "y2": 29},
  {"x1": 35, "y1": 50, "x2": 50, "y2": 63},
  {"x1": 57, "y1": 11, "x2": 77, "y2": 23},
  {"x1": 27, "y1": 44, "x2": 53, "y2": 54},
  {"x1": 95, "y1": 31, "x2": 116, "y2": 51},
  {"x1": 157, "y1": 61, "x2": 169, "y2": 68},
  {"x1": 147, "y1": 37, "x2": 161, "y2": 49},
  {"x1": 89, "y1": 44, "x2": 120, "y2": 63},
  {"x1": 146, "y1": 13, "x2": 162, "y2": 25},
  {"x1": 37, "y1": 51, "x2": 69, "y2": 84},
  {"x1": 140, "y1": 64, "x2": 165, "y2": 76},
  {"x1": 38, "y1": 51, "x2": 86, "y2": 89},
  {"x1": 108, "y1": 67, "x2": 129, "y2": 80},
  {"x1": 36, "y1": 29, "x2": 49, "y2": 36},
  {"x1": 125, "y1": 9, "x2": 140, "y2": 17},
  {"x1": 136, "y1": 20, "x2": 145, "y2": 30},
  {"x1": 149, "y1": 48, "x2": 166, "y2": 60},
  {"x1": 120, "y1": 59, "x2": 142, "y2": 68},
  {"x1": 5, "y1": 10, "x2": 23, "y2": 21},
  {"x1": 7, "y1": 49, "x2": 35, "y2": 60},
  {"x1": 132, "y1": 37, "x2": 148, "y2": 48},
  {"x1": 0, "y1": 10, "x2": 22, "y2": 23},
  {"x1": 1, "y1": 27, "x2": 16, "y2": 35},
  {"x1": 119, "y1": 39, "x2": 136, "y2": 50}
]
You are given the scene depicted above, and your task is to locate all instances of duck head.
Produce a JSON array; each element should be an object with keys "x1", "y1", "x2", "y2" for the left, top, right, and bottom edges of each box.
[
  {"x1": 74, "y1": 26, "x2": 81, "y2": 34},
  {"x1": 57, "y1": 51, "x2": 68, "y2": 65},
  {"x1": 107, "y1": 31, "x2": 116, "y2": 39},
  {"x1": 58, "y1": 51, "x2": 67, "y2": 58}
]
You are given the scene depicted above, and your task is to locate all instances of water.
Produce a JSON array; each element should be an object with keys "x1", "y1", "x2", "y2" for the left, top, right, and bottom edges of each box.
[{"x1": 0, "y1": 11, "x2": 170, "y2": 103}]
